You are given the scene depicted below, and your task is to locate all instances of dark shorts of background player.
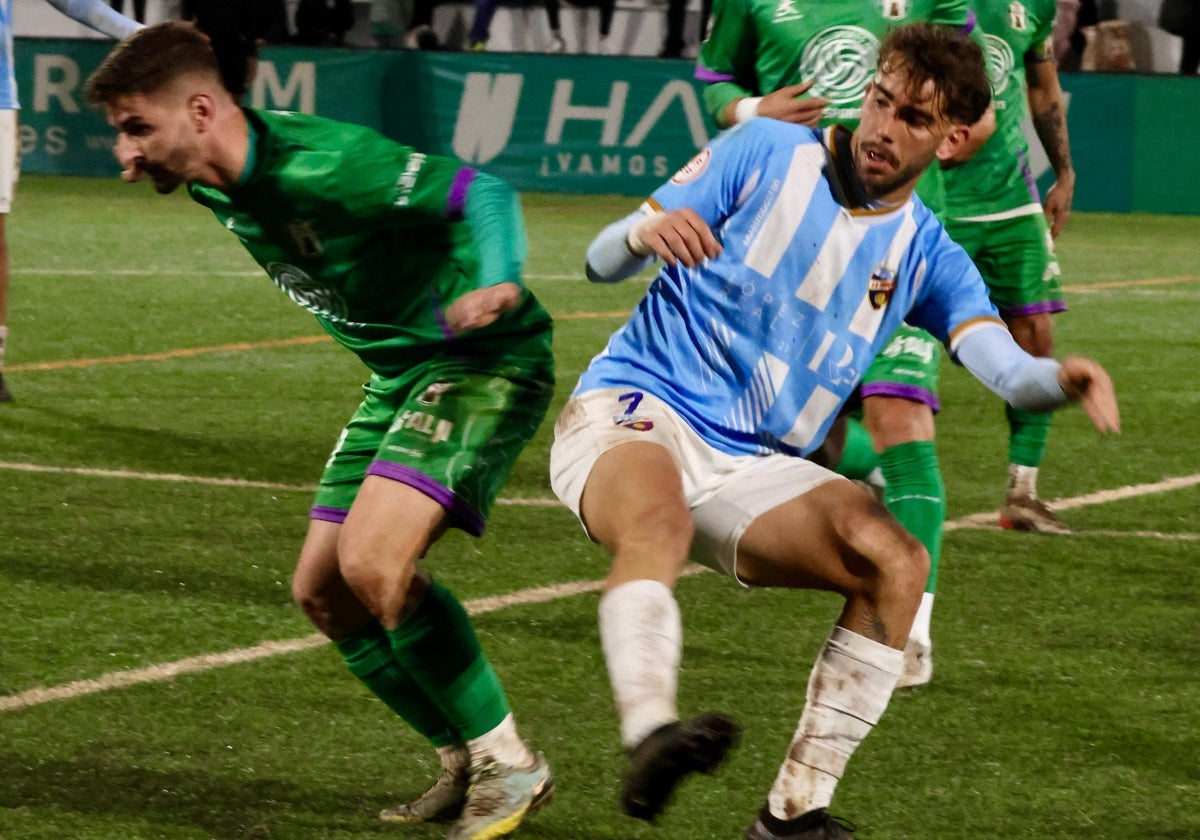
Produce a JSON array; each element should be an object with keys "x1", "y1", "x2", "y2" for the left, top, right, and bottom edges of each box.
[{"x1": 311, "y1": 355, "x2": 554, "y2": 536}]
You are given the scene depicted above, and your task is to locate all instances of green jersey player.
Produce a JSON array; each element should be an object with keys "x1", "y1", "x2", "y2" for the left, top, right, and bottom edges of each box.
[
  {"x1": 940, "y1": 0, "x2": 1077, "y2": 535},
  {"x1": 85, "y1": 23, "x2": 554, "y2": 840},
  {"x1": 697, "y1": 0, "x2": 988, "y2": 688}
]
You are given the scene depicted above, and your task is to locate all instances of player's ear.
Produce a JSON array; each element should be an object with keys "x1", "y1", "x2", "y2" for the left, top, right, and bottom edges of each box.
[
  {"x1": 937, "y1": 104, "x2": 995, "y2": 169},
  {"x1": 188, "y1": 92, "x2": 216, "y2": 131}
]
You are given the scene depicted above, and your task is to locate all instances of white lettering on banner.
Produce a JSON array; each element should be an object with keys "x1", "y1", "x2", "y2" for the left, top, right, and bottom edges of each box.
[
  {"x1": 251, "y1": 62, "x2": 316, "y2": 113},
  {"x1": 546, "y1": 80, "x2": 629, "y2": 145},
  {"x1": 32, "y1": 55, "x2": 80, "y2": 113},
  {"x1": 454, "y1": 72, "x2": 523, "y2": 164},
  {"x1": 622, "y1": 80, "x2": 709, "y2": 149},
  {"x1": 539, "y1": 153, "x2": 670, "y2": 178}
]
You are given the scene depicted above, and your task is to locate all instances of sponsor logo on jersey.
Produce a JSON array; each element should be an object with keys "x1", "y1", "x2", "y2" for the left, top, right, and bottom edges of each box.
[
  {"x1": 798, "y1": 27, "x2": 879, "y2": 115},
  {"x1": 882, "y1": 0, "x2": 908, "y2": 20},
  {"x1": 773, "y1": 0, "x2": 804, "y2": 23},
  {"x1": 867, "y1": 264, "x2": 896, "y2": 309},
  {"x1": 1009, "y1": 1, "x2": 1028, "y2": 30},
  {"x1": 266, "y1": 261, "x2": 364, "y2": 327},
  {"x1": 983, "y1": 34, "x2": 1017, "y2": 97},
  {"x1": 671, "y1": 148, "x2": 711, "y2": 184},
  {"x1": 394, "y1": 152, "x2": 428, "y2": 207}
]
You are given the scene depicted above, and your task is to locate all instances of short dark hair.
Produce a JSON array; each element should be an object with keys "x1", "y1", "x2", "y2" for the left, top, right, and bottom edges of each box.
[
  {"x1": 877, "y1": 23, "x2": 991, "y2": 126},
  {"x1": 85, "y1": 22, "x2": 223, "y2": 106}
]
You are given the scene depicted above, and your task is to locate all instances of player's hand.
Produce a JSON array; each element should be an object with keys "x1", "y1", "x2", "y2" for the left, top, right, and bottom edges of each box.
[
  {"x1": 1043, "y1": 170, "x2": 1075, "y2": 238},
  {"x1": 1057, "y1": 355, "x2": 1119, "y2": 434},
  {"x1": 758, "y1": 82, "x2": 829, "y2": 127},
  {"x1": 631, "y1": 209, "x2": 722, "y2": 268},
  {"x1": 444, "y1": 282, "x2": 523, "y2": 334}
]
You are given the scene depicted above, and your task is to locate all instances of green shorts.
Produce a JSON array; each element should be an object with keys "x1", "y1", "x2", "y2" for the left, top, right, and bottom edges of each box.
[
  {"x1": 860, "y1": 323, "x2": 943, "y2": 412},
  {"x1": 312, "y1": 357, "x2": 554, "y2": 535},
  {"x1": 943, "y1": 212, "x2": 1066, "y2": 318}
]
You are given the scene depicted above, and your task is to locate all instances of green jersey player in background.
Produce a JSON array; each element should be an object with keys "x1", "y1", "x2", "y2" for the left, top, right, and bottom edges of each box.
[
  {"x1": 85, "y1": 23, "x2": 555, "y2": 840},
  {"x1": 696, "y1": 0, "x2": 988, "y2": 688},
  {"x1": 940, "y1": 0, "x2": 1076, "y2": 535}
]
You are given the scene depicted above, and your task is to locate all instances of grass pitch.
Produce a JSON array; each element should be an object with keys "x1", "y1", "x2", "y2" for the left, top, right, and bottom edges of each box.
[{"x1": 1, "y1": 176, "x2": 1198, "y2": 839}]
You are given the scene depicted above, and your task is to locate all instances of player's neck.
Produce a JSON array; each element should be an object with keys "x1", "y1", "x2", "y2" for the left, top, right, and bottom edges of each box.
[{"x1": 195, "y1": 107, "x2": 252, "y2": 191}]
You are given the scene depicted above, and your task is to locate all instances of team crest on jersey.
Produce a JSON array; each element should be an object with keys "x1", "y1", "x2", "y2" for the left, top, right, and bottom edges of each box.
[
  {"x1": 881, "y1": 0, "x2": 908, "y2": 20},
  {"x1": 773, "y1": 0, "x2": 804, "y2": 22},
  {"x1": 1009, "y1": 1, "x2": 1028, "y2": 30},
  {"x1": 288, "y1": 220, "x2": 324, "y2": 257},
  {"x1": 671, "y1": 148, "x2": 711, "y2": 185},
  {"x1": 867, "y1": 264, "x2": 897, "y2": 309}
]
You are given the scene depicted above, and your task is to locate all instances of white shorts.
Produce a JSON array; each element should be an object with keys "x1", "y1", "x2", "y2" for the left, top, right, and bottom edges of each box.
[
  {"x1": 0, "y1": 110, "x2": 19, "y2": 214},
  {"x1": 549, "y1": 387, "x2": 843, "y2": 582}
]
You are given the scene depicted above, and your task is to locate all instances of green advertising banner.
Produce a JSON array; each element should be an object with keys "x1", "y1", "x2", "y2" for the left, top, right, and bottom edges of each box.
[{"x1": 12, "y1": 38, "x2": 1200, "y2": 214}]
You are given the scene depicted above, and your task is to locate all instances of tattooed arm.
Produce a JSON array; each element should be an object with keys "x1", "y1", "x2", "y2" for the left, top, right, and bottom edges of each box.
[{"x1": 1026, "y1": 46, "x2": 1075, "y2": 238}]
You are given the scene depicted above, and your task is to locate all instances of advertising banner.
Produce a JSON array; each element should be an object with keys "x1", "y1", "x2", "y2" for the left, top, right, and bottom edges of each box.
[{"x1": 12, "y1": 38, "x2": 1200, "y2": 214}]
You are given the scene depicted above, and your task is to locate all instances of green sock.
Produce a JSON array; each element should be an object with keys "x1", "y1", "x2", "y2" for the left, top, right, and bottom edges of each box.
[
  {"x1": 834, "y1": 417, "x2": 880, "y2": 480},
  {"x1": 879, "y1": 440, "x2": 946, "y2": 593},
  {"x1": 335, "y1": 618, "x2": 459, "y2": 747},
  {"x1": 387, "y1": 581, "x2": 511, "y2": 741},
  {"x1": 1006, "y1": 405, "x2": 1053, "y2": 467}
]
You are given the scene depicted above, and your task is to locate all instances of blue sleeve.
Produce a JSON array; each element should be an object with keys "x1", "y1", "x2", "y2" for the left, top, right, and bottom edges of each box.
[
  {"x1": 954, "y1": 324, "x2": 1067, "y2": 411},
  {"x1": 45, "y1": 0, "x2": 143, "y2": 38},
  {"x1": 903, "y1": 219, "x2": 1003, "y2": 343},
  {"x1": 648, "y1": 119, "x2": 780, "y2": 229}
]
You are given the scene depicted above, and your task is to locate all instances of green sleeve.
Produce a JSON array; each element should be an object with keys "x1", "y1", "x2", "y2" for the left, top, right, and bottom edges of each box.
[
  {"x1": 463, "y1": 170, "x2": 528, "y2": 289},
  {"x1": 698, "y1": 0, "x2": 758, "y2": 126}
]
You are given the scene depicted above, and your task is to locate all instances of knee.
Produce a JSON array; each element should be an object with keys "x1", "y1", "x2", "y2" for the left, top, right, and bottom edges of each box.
[
  {"x1": 624, "y1": 499, "x2": 695, "y2": 556},
  {"x1": 844, "y1": 505, "x2": 930, "y2": 598}
]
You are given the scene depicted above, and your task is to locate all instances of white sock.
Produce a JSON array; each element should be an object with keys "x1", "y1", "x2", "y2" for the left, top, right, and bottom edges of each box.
[
  {"x1": 1008, "y1": 463, "x2": 1039, "y2": 498},
  {"x1": 908, "y1": 591, "x2": 934, "y2": 647},
  {"x1": 436, "y1": 743, "x2": 470, "y2": 776},
  {"x1": 599, "y1": 579, "x2": 681, "y2": 748},
  {"x1": 465, "y1": 713, "x2": 535, "y2": 769},
  {"x1": 0, "y1": 324, "x2": 7, "y2": 368},
  {"x1": 766, "y1": 627, "x2": 903, "y2": 820}
]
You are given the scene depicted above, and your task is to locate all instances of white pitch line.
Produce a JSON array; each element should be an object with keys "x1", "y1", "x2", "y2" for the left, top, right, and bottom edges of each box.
[
  {"x1": 0, "y1": 462, "x2": 561, "y2": 506},
  {"x1": 0, "y1": 566, "x2": 708, "y2": 713}
]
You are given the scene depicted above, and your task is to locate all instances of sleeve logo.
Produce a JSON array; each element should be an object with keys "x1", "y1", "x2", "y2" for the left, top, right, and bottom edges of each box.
[{"x1": 670, "y1": 148, "x2": 712, "y2": 185}]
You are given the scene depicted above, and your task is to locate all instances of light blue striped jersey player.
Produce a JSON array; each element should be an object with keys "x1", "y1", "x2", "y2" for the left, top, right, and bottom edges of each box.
[{"x1": 577, "y1": 117, "x2": 1005, "y2": 458}]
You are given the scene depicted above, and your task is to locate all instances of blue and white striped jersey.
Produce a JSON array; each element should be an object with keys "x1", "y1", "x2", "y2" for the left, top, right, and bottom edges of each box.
[
  {"x1": 0, "y1": 0, "x2": 17, "y2": 110},
  {"x1": 577, "y1": 117, "x2": 1004, "y2": 458}
]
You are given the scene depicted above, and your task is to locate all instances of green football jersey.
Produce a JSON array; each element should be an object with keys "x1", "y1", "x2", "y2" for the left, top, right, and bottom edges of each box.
[
  {"x1": 697, "y1": 0, "x2": 974, "y2": 127},
  {"x1": 189, "y1": 109, "x2": 552, "y2": 379},
  {"x1": 940, "y1": 0, "x2": 1057, "y2": 218}
]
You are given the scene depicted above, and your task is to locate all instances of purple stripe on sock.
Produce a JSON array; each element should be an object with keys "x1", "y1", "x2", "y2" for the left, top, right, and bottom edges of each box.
[
  {"x1": 1017, "y1": 149, "x2": 1041, "y2": 204},
  {"x1": 366, "y1": 461, "x2": 486, "y2": 536},
  {"x1": 446, "y1": 167, "x2": 477, "y2": 221},
  {"x1": 1002, "y1": 299, "x2": 1067, "y2": 318},
  {"x1": 311, "y1": 505, "x2": 349, "y2": 524},
  {"x1": 861, "y1": 382, "x2": 941, "y2": 413},
  {"x1": 695, "y1": 66, "x2": 735, "y2": 83}
]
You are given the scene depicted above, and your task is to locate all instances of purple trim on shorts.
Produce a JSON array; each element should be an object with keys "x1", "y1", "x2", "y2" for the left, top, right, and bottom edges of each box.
[
  {"x1": 311, "y1": 504, "x2": 349, "y2": 524},
  {"x1": 1001, "y1": 299, "x2": 1068, "y2": 318},
  {"x1": 446, "y1": 167, "x2": 477, "y2": 221},
  {"x1": 861, "y1": 382, "x2": 941, "y2": 413},
  {"x1": 367, "y1": 460, "x2": 486, "y2": 536},
  {"x1": 433, "y1": 305, "x2": 455, "y2": 340},
  {"x1": 695, "y1": 66, "x2": 736, "y2": 83},
  {"x1": 1017, "y1": 149, "x2": 1041, "y2": 204},
  {"x1": 962, "y1": 10, "x2": 977, "y2": 34}
]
